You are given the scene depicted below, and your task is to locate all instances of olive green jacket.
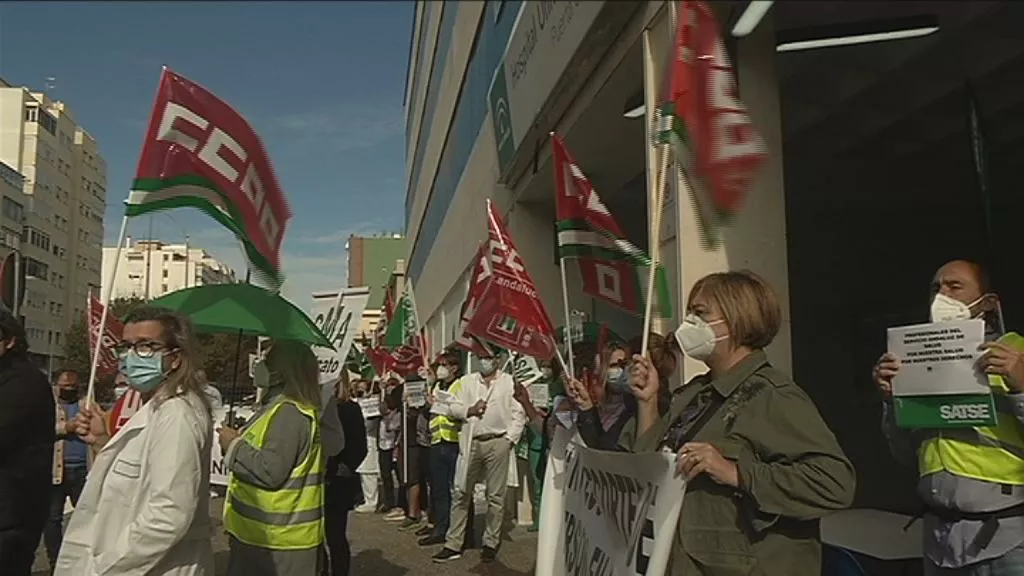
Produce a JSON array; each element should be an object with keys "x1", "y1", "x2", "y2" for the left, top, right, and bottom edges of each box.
[{"x1": 621, "y1": 351, "x2": 855, "y2": 576}]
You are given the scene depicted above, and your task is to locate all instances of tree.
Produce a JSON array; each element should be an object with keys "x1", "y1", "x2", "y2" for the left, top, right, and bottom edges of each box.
[
  {"x1": 198, "y1": 332, "x2": 258, "y2": 404},
  {"x1": 62, "y1": 297, "x2": 147, "y2": 376},
  {"x1": 63, "y1": 297, "x2": 257, "y2": 403}
]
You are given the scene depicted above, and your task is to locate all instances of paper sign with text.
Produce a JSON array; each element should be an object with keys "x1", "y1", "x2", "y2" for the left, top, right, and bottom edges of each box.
[
  {"x1": 536, "y1": 426, "x2": 685, "y2": 576},
  {"x1": 405, "y1": 382, "x2": 427, "y2": 407},
  {"x1": 888, "y1": 319, "x2": 995, "y2": 428},
  {"x1": 310, "y1": 287, "x2": 370, "y2": 406}
]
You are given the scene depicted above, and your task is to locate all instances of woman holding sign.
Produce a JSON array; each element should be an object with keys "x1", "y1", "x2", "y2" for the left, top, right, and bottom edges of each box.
[
  {"x1": 626, "y1": 271, "x2": 855, "y2": 575},
  {"x1": 218, "y1": 339, "x2": 325, "y2": 576}
]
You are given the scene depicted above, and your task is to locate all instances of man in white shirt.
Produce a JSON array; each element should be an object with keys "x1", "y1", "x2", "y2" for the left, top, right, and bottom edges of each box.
[{"x1": 433, "y1": 350, "x2": 526, "y2": 564}]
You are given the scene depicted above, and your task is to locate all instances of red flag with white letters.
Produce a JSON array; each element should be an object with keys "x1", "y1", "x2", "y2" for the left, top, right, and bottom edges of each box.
[
  {"x1": 128, "y1": 68, "x2": 291, "y2": 288},
  {"x1": 109, "y1": 389, "x2": 144, "y2": 435},
  {"x1": 88, "y1": 294, "x2": 123, "y2": 379},
  {"x1": 466, "y1": 201, "x2": 556, "y2": 360}
]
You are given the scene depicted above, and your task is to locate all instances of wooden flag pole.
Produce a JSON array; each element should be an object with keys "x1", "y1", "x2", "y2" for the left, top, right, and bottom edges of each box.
[{"x1": 641, "y1": 142, "x2": 671, "y2": 356}]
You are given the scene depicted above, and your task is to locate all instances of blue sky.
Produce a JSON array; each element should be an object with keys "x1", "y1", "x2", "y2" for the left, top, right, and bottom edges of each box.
[{"x1": 0, "y1": 1, "x2": 413, "y2": 309}]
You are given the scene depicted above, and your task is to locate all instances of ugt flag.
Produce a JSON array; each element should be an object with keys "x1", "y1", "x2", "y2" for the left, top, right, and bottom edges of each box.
[{"x1": 128, "y1": 68, "x2": 292, "y2": 288}]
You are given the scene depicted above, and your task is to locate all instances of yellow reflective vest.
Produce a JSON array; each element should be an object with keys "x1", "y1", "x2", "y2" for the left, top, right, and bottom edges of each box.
[
  {"x1": 919, "y1": 332, "x2": 1024, "y2": 485},
  {"x1": 430, "y1": 377, "x2": 463, "y2": 445},
  {"x1": 224, "y1": 397, "x2": 325, "y2": 550}
]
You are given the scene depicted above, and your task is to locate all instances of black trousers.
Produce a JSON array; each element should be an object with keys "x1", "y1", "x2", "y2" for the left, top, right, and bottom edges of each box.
[
  {"x1": 0, "y1": 517, "x2": 46, "y2": 576},
  {"x1": 429, "y1": 441, "x2": 459, "y2": 538},
  {"x1": 322, "y1": 483, "x2": 352, "y2": 576},
  {"x1": 377, "y1": 448, "x2": 396, "y2": 511}
]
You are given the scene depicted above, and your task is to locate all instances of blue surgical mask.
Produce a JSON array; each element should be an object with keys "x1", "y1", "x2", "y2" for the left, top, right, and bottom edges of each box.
[
  {"x1": 120, "y1": 351, "x2": 166, "y2": 392},
  {"x1": 605, "y1": 367, "x2": 628, "y2": 392}
]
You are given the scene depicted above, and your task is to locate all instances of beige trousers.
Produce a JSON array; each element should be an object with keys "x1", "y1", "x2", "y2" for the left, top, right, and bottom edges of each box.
[{"x1": 445, "y1": 436, "x2": 511, "y2": 550}]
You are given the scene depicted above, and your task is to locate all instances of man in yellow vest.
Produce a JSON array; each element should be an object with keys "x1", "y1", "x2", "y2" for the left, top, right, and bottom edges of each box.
[
  {"x1": 418, "y1": 349, "x2": 464, "y2": 547},
  {"x1": 874, "y1": 259, "x2": 1024, "y2": 574}
]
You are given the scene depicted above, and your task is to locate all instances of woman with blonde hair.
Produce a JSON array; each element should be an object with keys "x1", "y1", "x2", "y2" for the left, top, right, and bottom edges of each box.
[
  {"x1": 625, "y1": 270, "x2": 855, "y2": 575},
  {"x1": 218, "y1": 339, "x2": 325, "y2": 576},
  {"x1": 55, "y1": 307, "x2": 215, "y2": 575}
]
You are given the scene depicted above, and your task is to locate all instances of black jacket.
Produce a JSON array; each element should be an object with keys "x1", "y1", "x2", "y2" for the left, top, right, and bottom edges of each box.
[
  {"x1": 326, "y1": 400, "x2": 368, "y2": 510},
  {"x1": 0, "y1": 355, "x2": 54, "y2": 530}
]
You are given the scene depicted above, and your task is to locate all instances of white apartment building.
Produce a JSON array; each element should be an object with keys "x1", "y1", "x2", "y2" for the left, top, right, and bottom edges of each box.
[
  {"x1": 0, "y1": 81, "x2": 107, "y2": 370},
  {"x1": 101, "y1": 239, "x2": 237, "y2": 300}
]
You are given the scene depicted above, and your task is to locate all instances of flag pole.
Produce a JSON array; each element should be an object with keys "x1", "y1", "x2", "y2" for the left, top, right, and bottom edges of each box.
[
  {"x1": 641, "y1": 145, "x2": 670, "y2": 355},
  {"x1": 550, "y1": 132, "x2": 576, "y2": 378},
  {"x1": 87, "y1": 214, "x2": 130, "y2": 408},
  {"x1": 640, "y1": 18, "x2": 674, "y2": 356},
  {"x1": 227, "y1": 268, "x2": 252, "y2": 425}
]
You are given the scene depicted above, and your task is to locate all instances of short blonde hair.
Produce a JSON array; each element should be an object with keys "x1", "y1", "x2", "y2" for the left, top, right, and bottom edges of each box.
[
  {"x1": 266, "y1": 339, "x2": 321, "y2": 410},
  {"x1": 688, "y1": 270, "x2": 781, "y2": 350}
]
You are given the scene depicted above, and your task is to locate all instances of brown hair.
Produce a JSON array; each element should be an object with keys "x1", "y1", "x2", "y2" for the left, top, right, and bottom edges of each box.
[
  {"x1": 265, "y1": 339, "x2": 321, "y2": 410},
  {"x1": 122, "y1": 307, "x2": 211, "y2": 418},
  {"x1": 688, "y1": 270, "x2": 781, "y2": 350},
  {"x1": 629, "y1": 332, "x2": 678, "y2": 382}
]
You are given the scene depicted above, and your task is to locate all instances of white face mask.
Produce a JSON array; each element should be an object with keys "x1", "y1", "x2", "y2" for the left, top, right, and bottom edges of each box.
[
  {"x1": 479, "y1": 358, "x2": 496, "y2": 376},
  {"x1": 253, "y1": 360, "x2": 272, "y2": 389},
  {"x1": 675, "y1": 314, "x2": 728, "y2": 362},
  {"x1": 435, "y1": 366, "x2": 451, "y2": 381},
  {"x1": 930, "y1": 294, "x2": 982, "y2": 323}
]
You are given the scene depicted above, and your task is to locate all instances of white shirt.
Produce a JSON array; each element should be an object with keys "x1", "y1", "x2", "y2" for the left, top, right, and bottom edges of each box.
[{"x1": 451, "y1": 371, "x2": 526, "y2": 444}]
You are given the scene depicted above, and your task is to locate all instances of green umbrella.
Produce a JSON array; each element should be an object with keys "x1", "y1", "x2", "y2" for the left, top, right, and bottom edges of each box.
[{"x1": 145, "y1": 284, "x2": 333, "y2": 349}]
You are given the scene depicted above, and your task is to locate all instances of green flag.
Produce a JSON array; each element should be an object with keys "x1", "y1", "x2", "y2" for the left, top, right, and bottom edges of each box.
[{"x1": 384, "y1": 291, "x2": 416, "y2": 349}]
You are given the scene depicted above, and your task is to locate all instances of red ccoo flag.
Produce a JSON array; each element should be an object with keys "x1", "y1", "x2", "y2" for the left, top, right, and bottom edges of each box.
[{"x1": 127, "y1": 68, "x2": 292, "y2": 289}]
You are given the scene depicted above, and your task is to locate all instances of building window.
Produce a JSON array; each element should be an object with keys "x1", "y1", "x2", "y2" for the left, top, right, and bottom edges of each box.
[
  {"x1": 25, "y1": 227, "x2": 51, "y2": 252},
  {"x1": 24, "y1": 105, "x2": 38, "y2": 123},
  {"x1": 38, "y1": 111, "x2": 57, "y2": 136},
  {"x1": 24, "y1": 257, "x2": 48, "y2": 280},
  {"x1": 2, "y1": 197, "x2": 24, "y2": 223},
  {"x1": 163, "y1": 269, "x2": 169, "y2": 278},
  {"x1": 0, "y1": 227, "x2": 19, "y2": 249}
]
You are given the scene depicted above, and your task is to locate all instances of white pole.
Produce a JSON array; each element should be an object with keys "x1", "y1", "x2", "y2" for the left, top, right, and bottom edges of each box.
[
  {"x1": 87, "y1": 215, "x2": 129, "y2": 408},
  {"x1": 640, "y1": 21, "x2": 673, "y2": 356},
  {"x1": 12, "y1": 249, "x2": 20, "y2": 317},
  {"x1": 557, "y1": 259, "x2": 575, "y2": 377},
  {"x1": 401, "y1": 399, "x2": 409, "y2": 488}
]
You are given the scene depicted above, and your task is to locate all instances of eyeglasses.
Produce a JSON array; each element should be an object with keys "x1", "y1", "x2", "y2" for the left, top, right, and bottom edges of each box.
[{"x1": 114, "y1": 340, "x2": 172, "y2": 359}]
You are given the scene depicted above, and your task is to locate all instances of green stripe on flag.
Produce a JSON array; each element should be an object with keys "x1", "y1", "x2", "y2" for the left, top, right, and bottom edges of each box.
[{"x1": 128, "y1": 176, "x2": 281, "y2": 287}]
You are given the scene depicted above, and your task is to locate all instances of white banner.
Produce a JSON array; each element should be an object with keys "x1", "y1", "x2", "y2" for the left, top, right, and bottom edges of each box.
[
  {"x1": 536, "y1": 426, "x2": 685, "y2": 576},
  {"x1": 310, "y1": 287, "x2": 370, "y2": 387},
  {"x1": 211, "y1": 405, "x2": 256, "y2": 487}
]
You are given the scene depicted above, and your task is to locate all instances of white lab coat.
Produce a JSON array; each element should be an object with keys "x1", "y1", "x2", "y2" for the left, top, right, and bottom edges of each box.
[{"x1": 54, "y1": 391, "x2": 215, "y2": 576}]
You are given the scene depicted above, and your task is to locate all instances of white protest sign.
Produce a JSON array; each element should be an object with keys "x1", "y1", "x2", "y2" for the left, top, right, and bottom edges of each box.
[
  {"x1": 211, "y1": 405, "x2": 256, "y2": 486},
  {"x1": 358, "y1": 398, "x2": 381, "y2": 419},
  {"x1": 536, "y1": 426, "x2": 685, "y2": 576},
  {"x1": 405, "y1": 381, "x2": 427, "y2": 407},
  {"x1": 248, "y1": 353, "x2": 258, "y2": 378},
  {"x1": 888, "y1": 319, "x2": 994, "y2": 428},
  {"x1": 310, "y1": 287, "x2": 370, "y2": 395},
  {"x1": 529, "y1": 383, "x2": 550, "y2": 407}
]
